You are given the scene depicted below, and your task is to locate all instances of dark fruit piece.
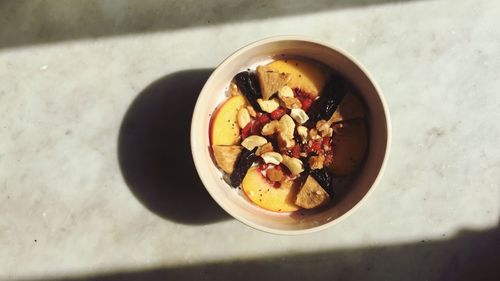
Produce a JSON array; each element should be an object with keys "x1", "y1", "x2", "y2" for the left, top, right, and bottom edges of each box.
[
  {"x1": 234, "y1": 72, "x2": 263, "y2": 112},
  {"x1": 307, "y1": 75, "x2": 346, "y2": 125},
  {"x1": 310, "y1": 168, "x2": 334, "y2": 196},
  {"x1": 230, "y1": 148, "x2": 258, "y2": 187}
]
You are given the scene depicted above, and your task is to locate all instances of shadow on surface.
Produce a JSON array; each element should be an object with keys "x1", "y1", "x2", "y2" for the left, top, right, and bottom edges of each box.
[
  {"x1": 17, "y1": 225, "x2": 500, "y2": 281},
  {"x1": 118, "y1": 69, "x2": 230, "y2": 225},
  {"x1": 0, "y1": 0, "x2": 416, "y2": 49}
]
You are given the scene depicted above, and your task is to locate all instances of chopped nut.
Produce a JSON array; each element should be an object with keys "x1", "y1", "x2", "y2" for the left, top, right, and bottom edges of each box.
[
  {"x1": 261, "y1": 120, "x2": 279, "y2": 136},
  {"x1": 277, "y1": 133, "x2": 295, "y2": 149},
  {"x1": 278, "y1": 85, "x2": 294, "y2": 99},
  {"x1": 279, "y1": 96, "x2": 302, "y2": 109},
  {"x1": 278, "y1": 114, "x2": 296, "y2": 148},
  {"x1": 246, "y1": 105, "x2": 257, "y2": 117},
  {"x1": 237, "y1": 107, "x2": 251, "y2": 128},
  {"x1": 261, "y1": 152, "x2": 283, "y2": 165},
  {"x1": 241, "y1": 135, "x2": 267, "y2": 150},
  {"x1": 297, "y1": 125, "x2": 308, "y2": 144},
  {"x1": 308, "y1": 128, "x2": 321, "y2": 140},
  {"x1": 266, "y1": 167, "x2": 286, "y2": 182},
  {"x1": 256, "y1": 142, "x2": 274, "y2": 156},
  {"x1": 290, "y1": 108, "x2": 309, "y2": 124},
  {"x1": 308, "y1": 155, "x2": 325, "y2": 170},
  {"x1": 282, "y1": 155, "x2": 304, "y2": 176},
  {"x1": 316, "y1": 119, "x2": 332, "y2": 137},
  {"x1": 257, "y1": 98, "x2": 280, "y2": 113},
  {"x1": 256, "y1": 66, "x2": 291, "y2": 100}
]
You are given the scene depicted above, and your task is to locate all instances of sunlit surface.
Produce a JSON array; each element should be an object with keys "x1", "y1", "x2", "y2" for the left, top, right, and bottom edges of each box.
[{"x1": 1, "y1": 0, "x2": 499, "y2": 280}]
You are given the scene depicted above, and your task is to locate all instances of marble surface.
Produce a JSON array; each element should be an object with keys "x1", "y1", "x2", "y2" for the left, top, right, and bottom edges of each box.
[{"x1": 1, "y1": 0, "x2": 499, "y2": 280}]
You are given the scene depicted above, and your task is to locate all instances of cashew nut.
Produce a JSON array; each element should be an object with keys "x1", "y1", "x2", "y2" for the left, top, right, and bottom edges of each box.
[
  {"x1": 256, "y1": 142, "x2": 274, "y2": 156},
  {"x1": 261, "y1": 152, "x2": 283, "y2": 165},
  {"x1": 297, "y1": 125, "x2": 308, "y2": 144},
  {"x1": 257, "y1": 98, "x2": 280, "y2": 113},
  {"x1": 261, "y1": 120, "x2": 279, "y2": 136},
  {"x1": 282, "y1": 155, "x2": 304, "y2": 176},
  {"x1": 290, "y1": 108, "x2": 309, "y2": 124},
  {"x1": 280, "y1": 96, "x2": 302, "y2": 109},
  {"x1": 278, "y1": 114, "x2": 296, "y2": 148},
  {"x1": 241, "y1": 135, "x2": 268, "y2": 151},
  {"x1": 278, "y1": 85, "x2": 294, "y2": 99}
]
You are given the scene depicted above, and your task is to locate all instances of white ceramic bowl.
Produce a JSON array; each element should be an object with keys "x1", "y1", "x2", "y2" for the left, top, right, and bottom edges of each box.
[{"x1": 191, "y1": 36, "x2": 391, "y2": 235}]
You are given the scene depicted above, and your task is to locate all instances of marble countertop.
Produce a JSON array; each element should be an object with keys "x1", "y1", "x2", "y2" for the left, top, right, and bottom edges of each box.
[{"x1": 1, "y1": 0, "x2": 499, "y2": 280}]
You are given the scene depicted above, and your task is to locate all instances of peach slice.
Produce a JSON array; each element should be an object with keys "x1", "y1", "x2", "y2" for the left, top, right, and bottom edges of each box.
[
  {"x1": 242, "y1": 167, "x2": 300, "y2": 212},
  {"x1": 329, "y1": 119, "x2": 368, "y2": 176},
  {"x1": 266, "y1": 59, "x2": 327, "y2": 98},
  {"x1": 210, "y1": 95, "x2": 247, "y2": 146}
]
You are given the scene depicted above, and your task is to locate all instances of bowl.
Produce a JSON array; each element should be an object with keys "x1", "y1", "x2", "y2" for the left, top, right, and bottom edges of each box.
[{"x1": 190, "y1": 36, "x2": 391, "y2": 235}]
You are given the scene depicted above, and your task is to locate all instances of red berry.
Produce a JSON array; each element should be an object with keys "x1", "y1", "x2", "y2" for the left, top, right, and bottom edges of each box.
[
  {"x1": 322, "y1": 137, "x2": 331, "y2": 146},
  {"x1": 251, "y1": 121, "x2": 263, "y2": 135},
  {"x1": 258, "y1": 113, "x2": 270, "y2": 124},
  {"x1": 270, "y1": 107, "x2": 286, "y2": 120},
  {"x1": 259, "y1": 162, "x2": 269, "y2": 171},
  {"x1": 306, "y1": 140, "x2": 322, "y2": 154},
  {"x1": 291, "y1": 144, "x2": 301, "y2": 158},
  {"x1": 241, "y1": 122, "x2": 252, "y2": 139},
  {"x1": 301, "y1": 98, "x2": 313, "y2": 111}
]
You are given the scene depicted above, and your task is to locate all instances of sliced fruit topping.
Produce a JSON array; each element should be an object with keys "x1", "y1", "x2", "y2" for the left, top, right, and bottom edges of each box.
[
  {"x1": 295, "y1": 175, "x2": 330, "y2": 209},
  {"x1": 212, "y1": 145, "x2": 243, "y2": 174},
  {"x1": 307, "y1": 75, "x2": 346, "y2": 125},
  {"x1": 267, "y1": 59, "x2": 327, "y2": 97},
  {"x1": 310, "y1": 168, "x2": 334, "y2": 196},
  {"x1": 256, "y1": 65, "x2": 292, "y2": 100},
  {"x1": 210, "y1": 95, "x2": 247, "y2": 146},
  {"x1": 330, "y1": 92, "x2": 365, "y2": 123},
  {"x1": 230, "y1": 148, "x2": 258, "y2": 187},
  {"x1": 242, "y1": 167, "x2": 300, "y2": 212},
  {"x1": 329, "y1": 119, "x2": 368, "y2": 176},
  {"x1": 234, "y1": 71, "x2": 263, "y2": 112}
]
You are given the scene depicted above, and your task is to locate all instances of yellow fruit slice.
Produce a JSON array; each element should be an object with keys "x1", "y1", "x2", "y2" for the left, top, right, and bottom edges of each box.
[
  {"x1": 242, "y1": 167, "x2": 300, "y2": 212},
  {"x1": 330, "y1": 119, "x2": 368, "y2": 176},
  {"x1": 210, "y1": 95, "x2": 247, "y2": 145},
  {"x1": 212, "y1": 145, "x2": 243, "y2": 174},
  {"x1": 267, "y1": 59, "x2": 327, "y2": 98}
]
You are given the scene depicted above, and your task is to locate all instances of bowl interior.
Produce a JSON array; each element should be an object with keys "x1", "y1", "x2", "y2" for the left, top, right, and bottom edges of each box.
[{"x1": 191, "y1": 38, "x2": 389, "y2": 234}]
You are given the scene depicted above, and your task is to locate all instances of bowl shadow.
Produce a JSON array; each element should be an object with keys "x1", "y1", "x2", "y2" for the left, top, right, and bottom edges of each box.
[{"x1": 118, "y1": 69, "x2": 230, "y2": 225}]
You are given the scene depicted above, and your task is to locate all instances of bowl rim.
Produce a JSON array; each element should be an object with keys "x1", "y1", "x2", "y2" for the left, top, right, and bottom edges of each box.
[{"x1": 190, "y1": 35, "x2": 392, "y2": 235}]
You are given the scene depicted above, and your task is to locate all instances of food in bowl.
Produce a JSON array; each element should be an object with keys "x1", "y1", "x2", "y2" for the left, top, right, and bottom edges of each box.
[{"x1": 209, "y1": 58, "x2": 368, "y2": 212}]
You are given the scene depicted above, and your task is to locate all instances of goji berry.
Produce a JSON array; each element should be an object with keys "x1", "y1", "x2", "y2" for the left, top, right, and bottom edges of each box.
[
  {"x1": 291, "y1": 144, "x2": 301, "y2": 158},
  {"x1": 241, "y1": 122, "x2": 252, "y2": 139},
  {"x1": 270, "y1": 107, "x2": 286, "y2": 120},
  {"x1": 301, "y1": 98, "x2": 313, "y2": 111},
  {"x1": 258, "y1": 113, "x2": 270, "y2": 124}
]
